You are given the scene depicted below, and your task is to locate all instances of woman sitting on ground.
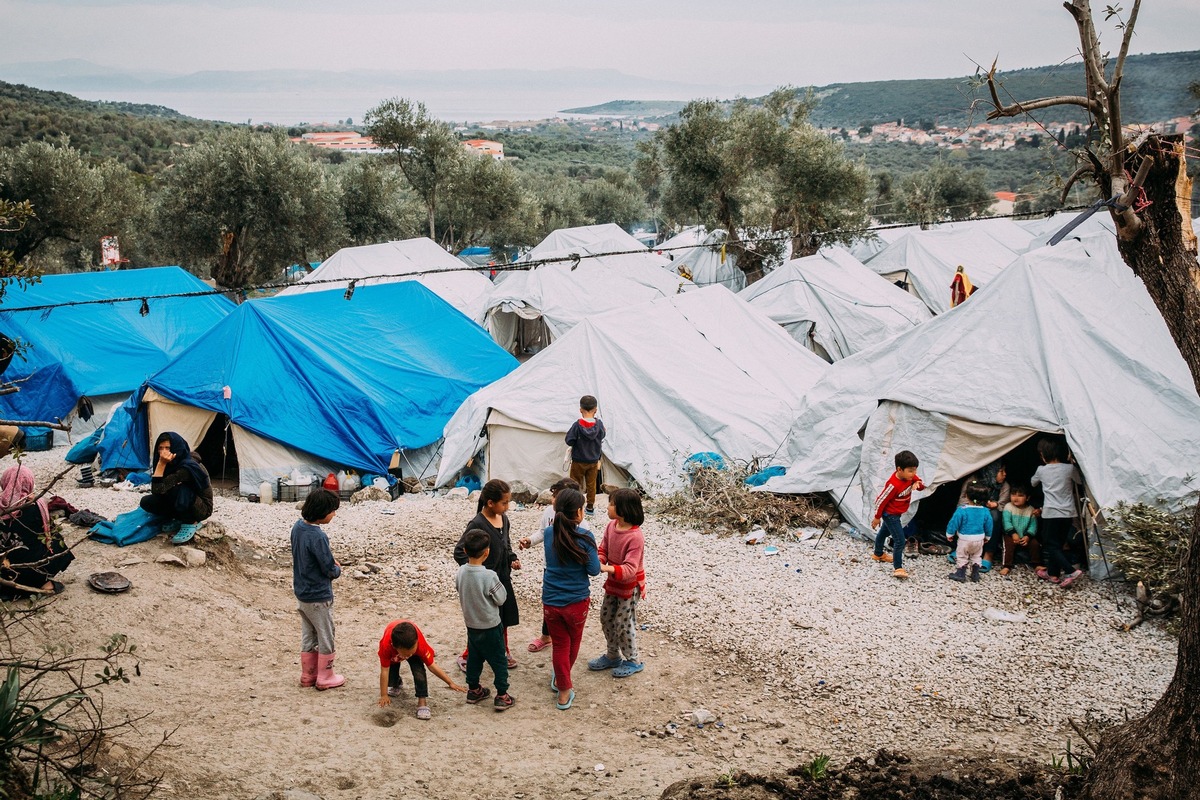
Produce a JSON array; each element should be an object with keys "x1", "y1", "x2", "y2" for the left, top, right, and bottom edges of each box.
[
  {"x1": 0, "y1": 465, "x2": 74, "y2": 598},
  {"x1": 139, "y1": 432, "x2": 213, "y2": 545}
]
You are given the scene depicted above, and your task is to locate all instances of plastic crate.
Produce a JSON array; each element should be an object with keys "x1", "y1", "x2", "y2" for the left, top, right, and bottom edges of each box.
[
  {"x1": 22, "y1": 428, "x2": 53, "y2": 452},
  {"x1": 278, "y1": 478, "x2": 314, "y2": 503}
]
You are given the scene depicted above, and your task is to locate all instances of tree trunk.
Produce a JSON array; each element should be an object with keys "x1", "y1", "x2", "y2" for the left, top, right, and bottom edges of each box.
[{"x1": 1085, "y1": 135, "x2": 1200, "y2": 800}]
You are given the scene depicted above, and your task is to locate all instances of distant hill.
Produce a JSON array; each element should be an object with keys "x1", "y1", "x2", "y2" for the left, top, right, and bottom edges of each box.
[
  {"x1": 565, "y1": 50, "x2": 1200, "y2": 128},
  {"x1": 561, "y1": 99, "x2": 688, "y2": 116}
]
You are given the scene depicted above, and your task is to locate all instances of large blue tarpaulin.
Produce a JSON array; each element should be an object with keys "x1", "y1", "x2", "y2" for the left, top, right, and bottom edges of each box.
[
  {"x1": 104, "y1": 280, "x2": 517, "y2": 474},
  {"x1": 0, "y1": 267, "x2": 234, "y2": 423}
]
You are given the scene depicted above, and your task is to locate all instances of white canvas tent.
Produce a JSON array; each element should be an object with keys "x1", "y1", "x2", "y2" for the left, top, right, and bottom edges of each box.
[
  {"x1": 738, "y1": 247, "x2": 932, "y2": 360},
  {"x1": 439, "y1": 286, "x2": 829, "y2": 492},
  {"x1": 485, "y1": 244, "x2": 692, "y2": 356},
  {"x1": 864, "y1": 226, "x2": 1021, "y2": 314},
  {"x1": 656, "y1": 226, "x2": 745, "y2": 291},
  {"x1": 761, "y1": 235, "x2": 1200, "y2": 578},
  {"x1": 518, "y1": 223, "x2": 646, "y2": 262},
  {"x1": 278, "y1": 237, "x2": 492, "y2": 323}
]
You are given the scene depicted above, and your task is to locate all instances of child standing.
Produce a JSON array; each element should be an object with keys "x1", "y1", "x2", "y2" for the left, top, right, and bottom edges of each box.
[
  {"x1": 453, "y1": 479, "x2": 520, "y2": 671},
  {"x1": 589, "y1": 488, "x2": 646, "y2": 679},
  {"x1": 290, "y1": 488, "x2": 343, "y2": 690},
  {"x1": 1031, "y1": 440, "x2": 1085, "y2": 588},
  {"x1": 519, "y1": 477, "x2": 584, "y2": 653},
  {"x1": 871, "y1": 450, "x2": 925, "y2": 580},
  {"x1": 541, "y1": 488, "x2": 601, "y2": 709},
  {"x1": 566, "y1": 395, "x2": 606, "y2": 514},
  {"x1": 1000, "y1": 485, "x2": 1040, "y2": 576},
  {"x1": 377, "y1": 620, "x2": 465, "y2": 719},
  {"x1": 946, "y1": 484, "x2": 993, "y2": 583},
  {"x1": 455, "y1": 530, "x2": 516, "y2": 711}
]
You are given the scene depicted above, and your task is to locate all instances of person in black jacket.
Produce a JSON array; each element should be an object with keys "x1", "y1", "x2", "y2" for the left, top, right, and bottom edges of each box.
[
  {"x1": 140, "y1": 431, "x2": 213, "y2": 545},
  {"x1": 0, "y1": 464, "x2": 74, "y2": 598},
  {"x1": 566, "y1": 395, "x2": 606, "y2": 514}
]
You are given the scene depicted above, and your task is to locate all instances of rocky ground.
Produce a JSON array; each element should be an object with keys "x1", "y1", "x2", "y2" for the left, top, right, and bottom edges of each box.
[{"x1": 8, "y1": 449, "x2": 1175, "y2": 799}]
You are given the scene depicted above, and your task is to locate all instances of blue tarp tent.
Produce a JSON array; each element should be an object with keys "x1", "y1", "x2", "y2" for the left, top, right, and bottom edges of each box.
[
  {"x1": 0, "y1": 267, "x2": 234, "y2": 433},
  {"x1": 100, "y1": 280, "x2": 518, "y2": 492}
]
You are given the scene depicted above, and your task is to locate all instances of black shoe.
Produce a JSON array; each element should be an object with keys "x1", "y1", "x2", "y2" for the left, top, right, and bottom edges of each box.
[
  {"x1": 969, "y1": 565, "x2": 981, "y2": 583},
  {"x1": 948, "y1": 567, "x2": 967, "y2": 583},
  {"x1": 465, "y1": 686, "x2": 491, "y2": 704}
]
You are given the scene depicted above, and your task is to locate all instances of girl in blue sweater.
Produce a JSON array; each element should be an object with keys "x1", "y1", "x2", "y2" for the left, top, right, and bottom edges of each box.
[{"x1": 541, "y1": 488, "x2": 601, "y2": 710}]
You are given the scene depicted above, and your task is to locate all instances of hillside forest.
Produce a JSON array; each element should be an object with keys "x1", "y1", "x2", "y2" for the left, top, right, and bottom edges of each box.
[{"x1": 1, "y1": 51, "x2": 1197, "y2": 287}]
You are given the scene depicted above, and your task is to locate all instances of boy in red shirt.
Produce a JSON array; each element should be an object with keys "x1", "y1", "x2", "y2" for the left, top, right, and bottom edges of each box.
[
  {"x1": 377, "y1": 620, "x2": 465, "y2": 719},
  {"x1": 871, "y1": 450, "x2": 926, "y2": 580}
]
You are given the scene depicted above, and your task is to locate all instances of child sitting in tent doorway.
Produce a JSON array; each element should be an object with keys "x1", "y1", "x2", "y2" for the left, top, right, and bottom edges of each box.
[{"x1": 139, "y1": 432, "x2": 214, "y2": 545}]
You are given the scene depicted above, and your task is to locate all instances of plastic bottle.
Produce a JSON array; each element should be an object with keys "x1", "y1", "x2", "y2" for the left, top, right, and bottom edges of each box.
[
  {"x1": 335, "y1": 470, "x2": 347, "y2": 490},
  {"x1": 259, "y1": 480, "x2": 273, "y2": 504},
  {"x1": 322, "y1": 473, "x2": 339, "y2": 492},
  {"x1": 290, "y1": 467, "x2": 303, "y2": 487},
  {"x1": 344, "y1": 470, "x2": 360, "y2": 491}
]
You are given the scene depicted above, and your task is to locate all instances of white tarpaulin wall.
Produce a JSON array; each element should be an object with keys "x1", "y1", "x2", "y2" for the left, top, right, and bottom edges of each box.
[
  {"x1": 278, "y1": 237, "x2": 492, "y2": 323},
  {"x1": 864, "y1": 226, "x2": 1021, "y2": 314},
  {"x1": 143, "y1": 389, "x2": 440, "y2": 495},
  {"x1": 762, "y1": 235, "x2": 1200, "y2": 576},
  {"x1": 738, "y1": 247, "x2": 932, "y2": 360},
  {"x1": 656, "y1": 227, "x2": 745, "y2": 291},
  {"x1": 440, "y1": 286, "x2": 828, "y2": 492},
  {"x1": 485, "y1": 244, "x2": 693, "y2": 355},
  {"x1": 485, "y1": 410, "x2": 631, "y2": 491},
  {"x1": 519, "y1": 223, "x2": 646, "y2": 262}
]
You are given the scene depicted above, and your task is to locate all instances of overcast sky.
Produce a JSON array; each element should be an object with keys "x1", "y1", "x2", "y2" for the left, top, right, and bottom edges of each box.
[{"x1": 2, "y1": 0, "x2": 1197, "y2": 88}]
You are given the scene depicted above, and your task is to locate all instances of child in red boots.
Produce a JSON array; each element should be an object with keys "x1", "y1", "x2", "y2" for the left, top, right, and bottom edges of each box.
[{"x1": 291, "y1": 489, "x2": 344, "y2": 690}]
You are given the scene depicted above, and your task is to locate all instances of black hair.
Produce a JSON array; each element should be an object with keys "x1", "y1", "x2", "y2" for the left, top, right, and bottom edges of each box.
[
  {"x1": 610, "y1": 487, "x2": 644, "y2": 526},
  {"x1": 1009, "y1": 484, "x2": 1030, "y2": 497},
  {"x1": 302, "y1": 488, "x2": 340, "y2": 522},
  {"x1": 476, "y1": 478, "x2": 510, "y2": 513},
  {"x1": 550, "y1": 477, "x2": 581, "y2": 494},
  {"x1": 1055, "y1": 440, "x2": 1071, "y2": 462},
  {"x1": 464, "y1": 529, "x2": 491, "y2": 558},
  {"x1": 579, "y1": 395, "x2": 598, "y2": 412},
  {"x1": 1038, "y1": 439, "x2": 1059, "y2": 463},
  {"x1": 894, "y1": 450, "x2": 919, "y2": 470},
  {"x1": 966, "y1": 483, "x2": 991, "y2": 505},
  {"x1": 551, "y1": 488, "x2": 588, "y2": 564},
  {"x1": 390, "y1": 621, "x2": 418, "y2": 650}
]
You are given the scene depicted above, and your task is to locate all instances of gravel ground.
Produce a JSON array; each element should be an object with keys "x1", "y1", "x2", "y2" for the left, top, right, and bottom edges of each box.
[{"x1": 19, "y1": 447, "x2": 1177, "y2": 767}]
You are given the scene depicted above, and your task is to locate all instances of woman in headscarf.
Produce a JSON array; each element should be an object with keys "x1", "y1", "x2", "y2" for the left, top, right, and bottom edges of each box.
[
  {"x1": 0, "y1": 464, "x2": 74, "y2": 598},
  {"x1": 139, "y1": 432, "x2": 213, "y2": 545}
]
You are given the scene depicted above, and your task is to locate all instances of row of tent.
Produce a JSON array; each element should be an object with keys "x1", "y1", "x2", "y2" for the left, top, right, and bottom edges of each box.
[{"x1": 3, "y1": 217, "x2": 1198, "y2": 570}]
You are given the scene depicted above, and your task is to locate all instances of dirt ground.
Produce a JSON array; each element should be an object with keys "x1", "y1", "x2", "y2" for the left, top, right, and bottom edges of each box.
[{"x1": 30, "y1": 533, "x2": 818, "y2": 800}]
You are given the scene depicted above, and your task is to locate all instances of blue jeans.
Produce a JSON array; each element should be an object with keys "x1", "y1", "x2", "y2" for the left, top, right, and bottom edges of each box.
[{"x1": 874, "y1": 514, "x2": 906, "y2": 570}]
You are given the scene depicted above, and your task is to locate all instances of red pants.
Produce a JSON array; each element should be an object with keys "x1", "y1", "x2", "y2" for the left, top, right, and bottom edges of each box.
[{"x1": 544, "y1": 598, "x2": 590, "y2": 691}]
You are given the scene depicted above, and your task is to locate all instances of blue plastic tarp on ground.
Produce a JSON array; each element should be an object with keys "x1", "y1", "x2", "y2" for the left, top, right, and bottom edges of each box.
[
  {"x1": 0, "y1": 267, "x2": 234, "y2": 423},
  {"x1": 139, "y1": 280, "x2": 518, "y2": 475}
]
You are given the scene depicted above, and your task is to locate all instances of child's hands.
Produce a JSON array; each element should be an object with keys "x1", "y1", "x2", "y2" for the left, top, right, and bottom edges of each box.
[
  {"x1": 378, "y1": 695, "x2": 391, "y2": 708},
  {"x1": 518, "y1": 537, "x2": 531, "y2": 550},
  {"x1": 447, "y1": 681, "x2": 467, "y2": 693},
  {"x1": 511, "y1": 559, "x2": 522, "y2": 570},
  {"x1": 1017, "y1": 536, "x2": 1029, "y2": 546},
  {"x1": 915, "y1": 480, "x2": 926, "y2": 491},
  {"x1": 871, "y1": 517, "x2": 881, "y2": 530},
  {"x1": 600, "y1": 564, "x2": 616, "y2": 574}
]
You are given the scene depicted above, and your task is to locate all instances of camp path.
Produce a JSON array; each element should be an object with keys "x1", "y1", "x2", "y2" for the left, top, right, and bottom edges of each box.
[{"x1": 20, "y1": 449, "x2": 1176, "y2": 799}]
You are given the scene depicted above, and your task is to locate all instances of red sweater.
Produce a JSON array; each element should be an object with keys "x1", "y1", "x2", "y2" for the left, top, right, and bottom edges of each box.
[
  {"x1": 598, "y1": 520, "x2": 645, "y2": 599},
  {"x1": 377, "y1": 620, "x2": 435, "y2": 668},
  {"x1": 872, "y1": 472, "x2": 924, "y2": 519}
]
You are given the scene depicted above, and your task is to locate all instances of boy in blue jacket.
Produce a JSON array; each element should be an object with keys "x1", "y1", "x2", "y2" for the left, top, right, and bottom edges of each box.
[{"x1": 566, "y1": 394, "x2": 606, "y2": 514}]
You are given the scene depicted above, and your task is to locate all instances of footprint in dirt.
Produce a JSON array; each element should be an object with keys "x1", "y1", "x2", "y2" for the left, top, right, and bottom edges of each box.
[{"x1": 370, "y1": 708, "x2": 400, "y2": 728}]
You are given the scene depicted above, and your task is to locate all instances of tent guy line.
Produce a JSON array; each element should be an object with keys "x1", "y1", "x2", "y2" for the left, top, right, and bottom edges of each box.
[{"x1": 0, "y1": 205, "x2": 1091, "y2": 315}]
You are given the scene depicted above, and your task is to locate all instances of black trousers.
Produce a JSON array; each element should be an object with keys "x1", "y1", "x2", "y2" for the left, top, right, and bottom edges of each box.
[{"x1": 388, "y1": 656, "x2": 429, "y2": 698}]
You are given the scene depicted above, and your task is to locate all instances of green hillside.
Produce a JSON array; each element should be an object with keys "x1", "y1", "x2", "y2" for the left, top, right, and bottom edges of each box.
[{"x1": 0, "y1": 81, "x2": 227, "y2": 173}]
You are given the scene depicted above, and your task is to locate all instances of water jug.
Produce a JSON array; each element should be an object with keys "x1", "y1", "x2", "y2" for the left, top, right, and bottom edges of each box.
[
  {"x1": 322, "y1": 473, "x2": 339, "y2": 492},
  {"x1": 259, "y1": 480, "x2": 273, "y2": 504}
]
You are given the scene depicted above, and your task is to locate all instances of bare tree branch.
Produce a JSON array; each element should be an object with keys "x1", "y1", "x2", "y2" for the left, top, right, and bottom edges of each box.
[
  {"x1": 1114, "y1": 0, "x2": 1142, "y2": 81},
  {"x1": 1060, "y1": 166, "x2": 1097, "y2": 204}
]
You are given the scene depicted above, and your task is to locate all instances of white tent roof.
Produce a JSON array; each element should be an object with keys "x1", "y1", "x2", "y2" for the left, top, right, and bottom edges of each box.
[
  {"x1": 519, "y1": 223, "x2": 646, "y2": 262},
  {"x1": 864, "y1": 226, "x2": 1021, "y2": 314},
  {"x1": 762, "y1": 236, "x2": 1200, "y2": 535},
  {"x1": 278, "y1": 237, "x2": 492, "y2": 322},
  {"x1": 738, "y1": 247, "x2": 932, "y2": 360},
  {"x1": 485, "y1": 244, "x2": 692, "y2": 349},
  {"x1": 439, "y1": 285, "x2": 829, "y2": 491},
  {"x1": 656, "y1": 227, "x2": 745, "y2": 291}
]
